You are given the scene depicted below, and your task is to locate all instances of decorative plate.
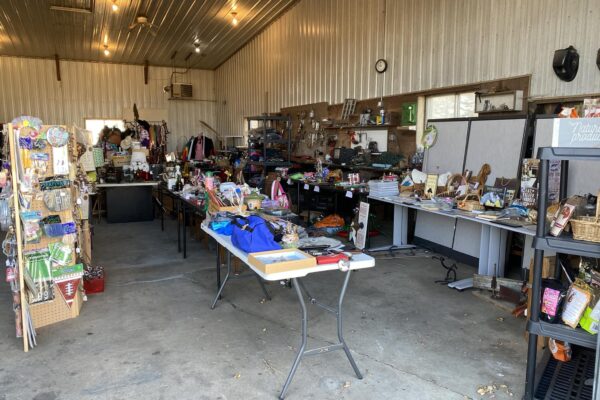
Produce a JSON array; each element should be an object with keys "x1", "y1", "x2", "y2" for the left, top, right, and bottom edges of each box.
[
  {"x1": 422, "y1": 125, "x2": 438, "y2": 149},
  {"x1": 11, "y1": 116, "x2": 42, "y2": 131},
  {"x1": 46, "y1": 126, "x2": 69, "y2": 147}
]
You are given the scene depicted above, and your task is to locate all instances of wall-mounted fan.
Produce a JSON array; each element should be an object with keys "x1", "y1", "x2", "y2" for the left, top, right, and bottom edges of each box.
[{"x1": 129, "y1": 15, "x2": 158, "y2": 36}]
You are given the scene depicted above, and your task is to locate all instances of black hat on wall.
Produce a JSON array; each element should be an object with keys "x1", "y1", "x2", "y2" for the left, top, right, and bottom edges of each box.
[{"x1": 552, "y1": 45, "x2": 579, "y2": 82}]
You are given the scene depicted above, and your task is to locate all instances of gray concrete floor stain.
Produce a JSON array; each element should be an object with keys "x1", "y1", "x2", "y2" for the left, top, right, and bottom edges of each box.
[{"x1": 0, "y1": 219, "x2": 526, "y2": 399}]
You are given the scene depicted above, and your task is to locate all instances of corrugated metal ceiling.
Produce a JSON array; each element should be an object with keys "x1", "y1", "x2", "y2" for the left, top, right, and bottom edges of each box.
[{"x1": 0, "y1": 0, "x2": 297, "y2": 69}]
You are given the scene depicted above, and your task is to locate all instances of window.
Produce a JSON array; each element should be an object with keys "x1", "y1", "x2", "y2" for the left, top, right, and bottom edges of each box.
[
  {"x1": 84, "y1": 118, "x2": 125, "y2": 145},
  {"x1": 425, "y1": 92, "x2": 477, "y2": 120}
]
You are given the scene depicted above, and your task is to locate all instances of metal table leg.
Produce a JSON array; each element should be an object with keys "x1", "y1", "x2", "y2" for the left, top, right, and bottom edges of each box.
[
  {"x1": 257, "y1": 276, "x2": 272, "y2": 300},
  {"x1": 216, "y1": 243, "x2": 221, "y2": 289},
  {"x1": 279, "y1": 278, "x2": 308, "y2": 400},
  {"x1": 160, "y1": 187, "x2": 164, "y2": 231},
  {"x1": 211, "y1": 250, "x2": 231, "y2": 309},
  {"x1": 177, "y1": 197, "x2": 181, "y2": 253},
  {"x1": 337, "y1": 271, "x2": 363, "y2": 379},
  {"x1": 296, "y1": 182, "x2": 301, "y2": 215},
  {"x1": 279, "y1": 270, "x2": 362, "y2": 399}
]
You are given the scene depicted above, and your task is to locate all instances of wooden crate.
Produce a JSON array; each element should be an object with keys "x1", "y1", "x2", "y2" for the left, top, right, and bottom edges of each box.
[{"x1": 30, "y1": 283, "x2": 83, "y2": 329}]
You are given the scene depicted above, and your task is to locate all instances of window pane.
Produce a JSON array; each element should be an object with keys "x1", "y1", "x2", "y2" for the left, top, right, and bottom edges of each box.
[
  {"x1": 458, "y1": 92, "x2": 477, "y2": 117},
  {"x1": 426, "y1": 94, "x2": 457, "y2": 120},
  {"x1": 85, "y1": 119, "x2": 125, "y2": 145}
]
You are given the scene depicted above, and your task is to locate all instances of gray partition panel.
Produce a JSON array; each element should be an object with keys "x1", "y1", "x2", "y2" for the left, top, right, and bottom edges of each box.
[
  {"x1": 423, "y1": 120, "x2": 470, "y2": 174},
  {"x1": 464, "y1": 118, "x2": 527, "y2": 186},
  {"x1": 414, "y1": 211, "x2": 455, "y2": 248},
  {"x1": 418, "y1": 120, "x2": 469, "y2": 253},
  {"x1": 534, "y1": 117, "x2": 600, "y2": 195},
  {"x1": 452, "y1": 219, "x2": 481, "y2": 258}
]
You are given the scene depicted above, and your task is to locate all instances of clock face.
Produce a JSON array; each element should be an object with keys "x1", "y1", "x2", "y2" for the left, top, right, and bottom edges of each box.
[{"x1": 375, "y1": 59, "x2": 387, "y2": 73}]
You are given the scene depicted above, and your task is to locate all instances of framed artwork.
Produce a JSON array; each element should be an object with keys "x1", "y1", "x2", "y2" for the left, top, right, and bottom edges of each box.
[{"x1": 424, "y1": 174, "x2": 438, "y2": 199}]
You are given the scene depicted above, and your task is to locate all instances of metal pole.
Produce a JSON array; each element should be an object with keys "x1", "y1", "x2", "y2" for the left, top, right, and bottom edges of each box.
[{"x1": 279, "y1": 278, "x2": 308, "y2": 400}]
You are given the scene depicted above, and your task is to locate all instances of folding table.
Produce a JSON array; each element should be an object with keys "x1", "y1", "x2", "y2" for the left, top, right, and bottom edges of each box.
[
  {"x1": 368, "y1": 195, "x2": 537, "y2": 289},
  {"x1": 202, "y1": 224, "x2": 375, "y2": 399}
]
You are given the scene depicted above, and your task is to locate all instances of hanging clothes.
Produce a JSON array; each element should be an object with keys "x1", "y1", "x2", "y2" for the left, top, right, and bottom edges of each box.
[{"x1": 189, "y1": 135, "x2": 215, "y2": 160}]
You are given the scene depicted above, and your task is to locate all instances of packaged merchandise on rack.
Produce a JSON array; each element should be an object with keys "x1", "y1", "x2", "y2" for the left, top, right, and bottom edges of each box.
[{"x1": 5, "y1": 116, "x2": 93, "y2": 351}]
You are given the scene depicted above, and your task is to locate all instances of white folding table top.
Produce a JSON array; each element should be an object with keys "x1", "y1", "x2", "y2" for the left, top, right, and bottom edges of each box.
[
  {"x1": 202, "y1": 224, "x2": 375, "y2": 281},
  {"x1": 368, "y1": 195, "x2": 536, "y2": 237}
]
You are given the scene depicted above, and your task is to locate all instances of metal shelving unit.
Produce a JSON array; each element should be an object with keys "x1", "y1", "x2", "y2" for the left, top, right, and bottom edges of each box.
[
  {"x1": 525, "y1": 146, "x2": 600, "y2": 399},
  {"x1": 246, "y1": 115, "x2": 292, "y2": 174}
]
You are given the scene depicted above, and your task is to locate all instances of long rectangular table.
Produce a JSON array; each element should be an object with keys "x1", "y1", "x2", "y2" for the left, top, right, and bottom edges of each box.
[
  {"x1": 156, "y1": 185, "x2": 206, "y2": 259},
  {"x1": 202, "y1": 224, "x2": 375, "y2": 399},
  {"x1": 368, "y1": 195, "x2": 537, "y2": 289}
]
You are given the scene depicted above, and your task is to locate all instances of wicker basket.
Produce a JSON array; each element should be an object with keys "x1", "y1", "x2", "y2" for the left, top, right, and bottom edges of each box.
[
  {"x1": 399, "y1": 182, "x2": 425, "y2": 194},
  {"x1": 457, "y1": 193, "x2": 484, "y2": 211},
  {"x1": 571, "y1": 197, "x2": 600, "y2": 243}
]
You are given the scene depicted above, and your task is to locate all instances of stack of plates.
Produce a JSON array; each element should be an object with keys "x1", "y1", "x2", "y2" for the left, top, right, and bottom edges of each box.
[{"x1": 368, "y1": 180, "x2": 399, "y2": 197}]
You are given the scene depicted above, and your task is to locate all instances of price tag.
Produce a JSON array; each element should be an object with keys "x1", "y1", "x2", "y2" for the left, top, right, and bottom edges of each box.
[
  {"x1": 287, "y1": 179, "x2": 292, "y2": 185},
  {"x1": 304, "y1": 183, "x2": 309, "y2": 190},
  {"x1": 314, "y1": 185, "x2": 320, "y2": 193},
  {"x1": 346, "y1": 191, "x2": 353, "y2": 198}
]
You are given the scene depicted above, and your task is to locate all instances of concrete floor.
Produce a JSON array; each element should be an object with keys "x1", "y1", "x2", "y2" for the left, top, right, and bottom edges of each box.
[{"x1": 0, "y1": 218, "x2": 527, "y2": 400}]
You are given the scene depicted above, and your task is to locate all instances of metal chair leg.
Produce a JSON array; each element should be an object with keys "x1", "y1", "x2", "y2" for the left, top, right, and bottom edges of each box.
[
  {"x1": 338, "y1": 270, "x2": 363, "y2": 379},
  {"x1": 279, "y1": 278, "x2": 308, "y2": 400}
]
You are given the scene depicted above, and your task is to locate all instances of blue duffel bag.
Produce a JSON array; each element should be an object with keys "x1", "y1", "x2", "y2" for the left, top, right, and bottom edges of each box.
[{"x1": 231, "y1": 215, "x2": 281, "y2": 253}]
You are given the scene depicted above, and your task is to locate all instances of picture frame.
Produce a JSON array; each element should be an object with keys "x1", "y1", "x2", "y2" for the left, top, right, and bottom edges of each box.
[{"x1": 424, "y1": 174, "x2": 438, "y2": 199}]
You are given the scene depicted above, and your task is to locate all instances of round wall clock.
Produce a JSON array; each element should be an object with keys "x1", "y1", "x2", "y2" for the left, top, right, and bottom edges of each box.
[{"x1": 375, "y1": 58, "x2": 388, "y2": 73}]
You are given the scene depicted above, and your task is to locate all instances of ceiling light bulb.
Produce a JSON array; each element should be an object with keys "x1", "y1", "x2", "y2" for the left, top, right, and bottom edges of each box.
[
  {"x1": 195, "y1": 46, "x2": 201, "y2": 53},
  {"x1": 232, "y1": 17, "x2": 238, "y2": 26},
  {"x1": 111, "y1": 1, "x2": 118, "y2": 11},
  {"x1": 104, "y1": 47, "x2": 110, "y2": 56}
]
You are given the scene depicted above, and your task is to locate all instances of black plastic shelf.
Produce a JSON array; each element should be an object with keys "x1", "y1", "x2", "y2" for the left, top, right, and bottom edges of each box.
[
  {"x1": 534, "y1": 347, "x2": 595, "y2": 400},
  {"x1": 533, "y1": 236, "x2": 600, "y2": 258},
  {"x1": 248, "y1": 161, "x2": 292, "y2": 167},
  {"x1": 323, "y1": 124, "x2": 405, "y2": 130},
  {"x1": 246, "y1": 115, "x2": 290, "y2": 121},
  {"x1": 248, "y1": 137, "x2": 288, "y2": 144},
  {"x1": 527, "y1": 321, "x2": 597, "y2": 350},
  {"x1": 537, "y1": 147, "x2": 600, "y2": 161}
]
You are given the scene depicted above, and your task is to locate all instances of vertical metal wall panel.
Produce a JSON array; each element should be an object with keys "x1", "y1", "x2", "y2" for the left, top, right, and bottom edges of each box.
[
  {"x1": 216, "y1": 0, "x2": 600, "y2": 136},
  {"x1": 0, "y1": 56, "x2": 216, "y2": 151}
]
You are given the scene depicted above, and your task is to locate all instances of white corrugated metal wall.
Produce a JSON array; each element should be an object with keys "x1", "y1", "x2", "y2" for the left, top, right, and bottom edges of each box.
[
  {"x1": 215, "y1": 0, "x2": 600, "y2": 136},
  {"x1": 0, "y1": 56, "x2": 216, "y2": 151}
]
